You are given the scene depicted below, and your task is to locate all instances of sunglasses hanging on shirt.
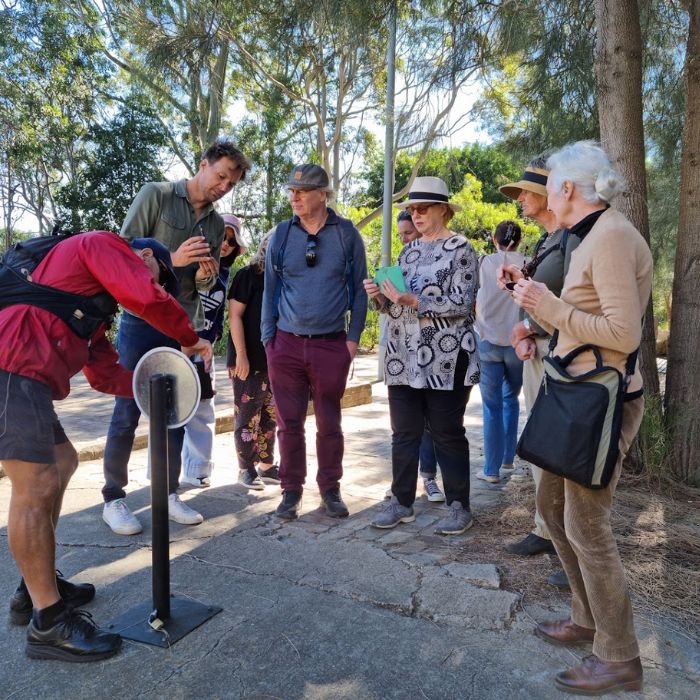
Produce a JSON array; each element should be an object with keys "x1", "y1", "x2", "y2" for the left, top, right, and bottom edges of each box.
[{"x1": 306, "y1": 234, "x2": 319, "y2": 267}]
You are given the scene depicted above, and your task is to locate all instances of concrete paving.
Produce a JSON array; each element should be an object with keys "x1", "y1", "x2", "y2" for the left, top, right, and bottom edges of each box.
[{"x1": 0, "y1": 355, "x2": 698, "y2": 699}]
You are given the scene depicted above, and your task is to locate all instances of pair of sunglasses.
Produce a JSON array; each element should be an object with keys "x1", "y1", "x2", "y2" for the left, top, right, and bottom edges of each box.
[
  {"x1": 406, "y1": 203, "x2": 437, "y2": 216},
  {"x1": 306, "y1": 234, "x2": 319, "y2": 267}
]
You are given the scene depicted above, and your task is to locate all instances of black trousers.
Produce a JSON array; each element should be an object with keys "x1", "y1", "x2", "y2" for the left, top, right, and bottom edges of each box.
[{"x1": 387, "y1": 352, "x2": 472, "y2": 509}]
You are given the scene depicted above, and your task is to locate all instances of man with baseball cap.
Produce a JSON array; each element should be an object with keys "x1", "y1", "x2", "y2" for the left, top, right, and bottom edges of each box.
[
  {"x1": 261, "y1": 164, "x2": 368, "y2": 521},
  {"x1": 498, "y1": 154, "x2": 581, "y2": 590},
  {"x1": 0, "y1": 230, "x2": 211, "y2": 661}
]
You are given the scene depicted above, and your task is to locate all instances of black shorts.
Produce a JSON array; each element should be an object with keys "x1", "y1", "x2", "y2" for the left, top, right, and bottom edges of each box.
[{"x1": 0, "y1": 370, "x2": 68, "y2": 464}]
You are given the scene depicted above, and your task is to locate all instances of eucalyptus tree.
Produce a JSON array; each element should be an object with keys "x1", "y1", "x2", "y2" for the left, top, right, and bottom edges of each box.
[
  {"x1": 666, "y1": 0, "x2": 700, "y2": 484},
  {"x1": 73, "y1": 0, "x2": 240, "y2": 171},
  {"x1": 0, "y1": 0, "x2": 111, "y2": 238}
]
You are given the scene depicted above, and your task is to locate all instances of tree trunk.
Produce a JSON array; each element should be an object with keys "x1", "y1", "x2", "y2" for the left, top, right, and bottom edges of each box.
[
  {"x1": 594, "y1": 0, "x2": 659, "y2": 402},
  {"x1": 665, "y1": 0, "x2": 700, "y2": 484}
]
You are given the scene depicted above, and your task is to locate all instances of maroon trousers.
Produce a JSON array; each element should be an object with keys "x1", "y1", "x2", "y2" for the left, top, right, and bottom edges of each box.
[{"x1": 265, "y1": 330, "x2": 352, "y2": 494}]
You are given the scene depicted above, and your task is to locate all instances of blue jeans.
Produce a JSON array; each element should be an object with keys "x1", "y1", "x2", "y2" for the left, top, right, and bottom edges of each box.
[
  {"x1": 477, "y1": 337, "x2": 523, "y2": 477},
  {"x1": 182, "y1": 365, "x2": 216, "y2": 479},
  {"x1": 418, "y1": 429, "x2": 438, "y2": 478},
  {"x1": 102, "y1": 313, "x2": 183, "y2": 502}
]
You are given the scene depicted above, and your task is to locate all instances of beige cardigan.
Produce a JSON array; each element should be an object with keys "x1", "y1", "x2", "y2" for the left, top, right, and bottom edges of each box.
[{"x1": 531, "y1": 208, "x2": 653, "y2": 394}]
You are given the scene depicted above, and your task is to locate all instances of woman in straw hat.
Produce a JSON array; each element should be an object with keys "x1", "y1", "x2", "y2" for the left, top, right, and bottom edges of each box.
[{"x1": 364, "y1": 176, "x2": 480, "y2": 535}]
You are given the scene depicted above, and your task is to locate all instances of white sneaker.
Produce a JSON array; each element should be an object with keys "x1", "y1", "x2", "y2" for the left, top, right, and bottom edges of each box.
[
  {"x1": 384, "y1": 487, "x2": 393, "y2": 499},
  {"x1": 181, "y1": 475, "x2": 211, "y2": 488},
  {"x1": 168, "y1": 494, "x2": 203, "y2": 525},
  {"x1": 103, "y1": 499, "x2": 143, "y2": 536},
  {"x1": 476, "y1": 471, "x2": 501, "y2": 484},
  {"x1": 423, "y1": 477, "x2": 446, "y2": 502}
]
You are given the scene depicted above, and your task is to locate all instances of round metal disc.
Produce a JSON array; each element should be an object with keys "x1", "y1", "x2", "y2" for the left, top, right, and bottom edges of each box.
[{"x1": 132, "y1": 347, "x2": 201, "y2": 428}]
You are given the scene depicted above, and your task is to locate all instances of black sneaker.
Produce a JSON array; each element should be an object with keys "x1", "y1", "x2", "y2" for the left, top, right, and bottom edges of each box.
[
  {"x1": 275, "y1": 491, "x2": 302, "y2": 520},
  {"x1": 256, "y1": 464, "x2": 281, "y2": 484},
  {"x1": 10, "y1": 571, "x2": 96, "y2": 626},
  {"x1": 26, "y1": 608, "x2": 122, "y2": 662},
  {"x1": 547, "y1": 569, "x2": 571, "y2": 590},
  {"x1": 321, "y1": 487, "x2": 349, "y2": 518},
  {"x1": 504, "y1": 532, "x2": 556, "y2": 556}
]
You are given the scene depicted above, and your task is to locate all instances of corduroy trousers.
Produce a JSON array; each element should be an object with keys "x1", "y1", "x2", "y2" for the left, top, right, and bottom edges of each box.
[{"x1": 537, "y1": 396, "x2": 644, "y2": 662}]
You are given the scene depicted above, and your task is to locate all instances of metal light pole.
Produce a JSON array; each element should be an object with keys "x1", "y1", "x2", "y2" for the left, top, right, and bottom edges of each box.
[{"x1": 381, "y1": 1, "x2": 397, "y2": 268}]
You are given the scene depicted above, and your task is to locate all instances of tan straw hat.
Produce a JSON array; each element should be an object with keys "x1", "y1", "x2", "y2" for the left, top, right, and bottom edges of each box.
[
  {"x1": 499, "y1": 166, "x2": 549, "y2": 199},
  {"x1": 395, "y1": 176, "x2": 462, "y2": 213}
]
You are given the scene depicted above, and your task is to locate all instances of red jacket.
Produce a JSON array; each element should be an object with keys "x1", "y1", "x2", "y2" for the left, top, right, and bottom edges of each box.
[{"x1": 0, "y1": 231, "x2": 199, "y2": 400}]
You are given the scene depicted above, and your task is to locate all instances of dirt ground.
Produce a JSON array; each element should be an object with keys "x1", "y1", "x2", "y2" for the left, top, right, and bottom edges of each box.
[{"x1": 454, "y1": 473, "x2": 700, "y2": 640}]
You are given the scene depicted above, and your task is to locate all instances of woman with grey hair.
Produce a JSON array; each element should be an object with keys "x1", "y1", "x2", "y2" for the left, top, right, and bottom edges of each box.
[{"x1": 507, "y1": 141, "x2": 652, "y2": 695}]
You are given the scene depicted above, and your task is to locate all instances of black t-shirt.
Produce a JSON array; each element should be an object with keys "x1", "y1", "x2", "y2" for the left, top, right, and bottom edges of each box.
[{"x1": 226, "y1": 265, "x2": 267, "y2": 372}]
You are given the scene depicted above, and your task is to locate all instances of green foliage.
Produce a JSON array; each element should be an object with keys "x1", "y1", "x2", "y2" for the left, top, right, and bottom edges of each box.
[
  {"x1": 54, "y1": 101, "x2": 168, "y2": 231},
  {"x1": 359, "y1": 143, "x2": 521, "y2": 208}
]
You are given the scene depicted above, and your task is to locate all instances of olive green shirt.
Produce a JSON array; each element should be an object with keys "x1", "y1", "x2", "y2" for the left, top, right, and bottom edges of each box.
[
  {"x1": 120, "y1": 179, "x2": 225, "y2": 331},
  {"x1": 524, "y1": 228, "x2": 581, "y2": 337}
]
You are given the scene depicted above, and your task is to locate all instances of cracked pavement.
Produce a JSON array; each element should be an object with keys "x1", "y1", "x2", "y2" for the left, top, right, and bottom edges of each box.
[{"x1": 1, "y1": 357, "x2": 698, "y2": 698}]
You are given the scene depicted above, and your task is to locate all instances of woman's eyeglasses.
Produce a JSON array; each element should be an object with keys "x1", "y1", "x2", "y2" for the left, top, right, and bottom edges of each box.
[
  {"x1": 306, "y1": 234, "x2": 318, "y2": 267},
  {"x1": 406, "y1": 203, "x2": 437, "y2": 216}
]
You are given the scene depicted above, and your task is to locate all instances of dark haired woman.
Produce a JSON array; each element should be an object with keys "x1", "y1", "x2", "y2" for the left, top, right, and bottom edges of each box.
[
  {"x1": 228, "y1": 232, "x2": 278, "y2": 490},
  {"x1": 474, "y1": 220, "x2": 526, "y2": 484}
]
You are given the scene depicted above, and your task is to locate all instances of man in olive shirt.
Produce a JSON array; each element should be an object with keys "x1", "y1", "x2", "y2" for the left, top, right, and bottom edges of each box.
[
  {"x1": 498, "y1": 156, "x2": 580, "y2": 589},
  {"x1": 101, "y1": 140, "x2": 251, "y2": 535}
]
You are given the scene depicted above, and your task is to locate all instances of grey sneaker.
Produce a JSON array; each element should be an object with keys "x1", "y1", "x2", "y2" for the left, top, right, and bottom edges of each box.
[
  {"x1": 239, "y1": 470, "x2": 265, "y2": 490},
  {"x1": 371, "y1": 497, "x2": 415, "y2": 529},
  {"x1": 256, "y1": 464, "x2": 281, "y2": 484},
  {"x1": 509, "y1": 465, "x2": 532, "y2": 482},
  {"x1": 434, "y1": 501, "x2": 473, "y2": 535},
  {"x1": 423, "y1": 477, "x2": 446, "y2": 502}
]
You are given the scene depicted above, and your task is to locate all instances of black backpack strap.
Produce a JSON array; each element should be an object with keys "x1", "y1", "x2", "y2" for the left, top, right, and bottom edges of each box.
[
  {"x1": 337, "y1": 218, "x2": 355, "y2": 311},
  {"x1": 272, "y1": 219, "x2": 294, "y2": 319}
]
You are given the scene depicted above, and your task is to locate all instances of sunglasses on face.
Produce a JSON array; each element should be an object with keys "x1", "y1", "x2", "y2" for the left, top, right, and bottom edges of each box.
[
  {"x1": 306, "y1": 234, "x2": 318, "y2": 267},
  {"x1": 406, "y1": 203, "x2": 437, "y2": 216}
]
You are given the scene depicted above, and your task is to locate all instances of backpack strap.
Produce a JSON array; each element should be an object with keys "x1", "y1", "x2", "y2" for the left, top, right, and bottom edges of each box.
[
  {"x1": 337, "y1": 218, "x2": 355, "y2": 311},
  {"x1": 271, "y1": 218, "x2": 294, "y2": 319}
]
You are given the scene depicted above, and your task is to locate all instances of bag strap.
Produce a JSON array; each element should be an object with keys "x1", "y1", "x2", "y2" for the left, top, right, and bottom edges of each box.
[
  {"x1": 549, "y1": 328, "x2": 640, "y2": 383},
  {"x1": 271, "y1": 219, "x2": 294, "y2": 319}
]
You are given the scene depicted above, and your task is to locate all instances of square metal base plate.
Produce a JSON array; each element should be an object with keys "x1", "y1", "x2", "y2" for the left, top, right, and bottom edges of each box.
[{"x1": 106, "y1": 594, "x2": 222, "y2": 647}]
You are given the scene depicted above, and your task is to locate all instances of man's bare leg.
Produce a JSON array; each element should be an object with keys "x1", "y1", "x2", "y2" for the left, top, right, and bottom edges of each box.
[
  {"x1": 2, "y1": 459, "x2": 61, "y2": 611},
  {"x1": 50, "y1": 442, "x2": 79, "y2": 530}
]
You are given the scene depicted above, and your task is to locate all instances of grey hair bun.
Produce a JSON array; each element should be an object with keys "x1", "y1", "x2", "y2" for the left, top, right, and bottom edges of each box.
[{"x1": 594, "y1": 168, "x2": 624, "y2": 202}]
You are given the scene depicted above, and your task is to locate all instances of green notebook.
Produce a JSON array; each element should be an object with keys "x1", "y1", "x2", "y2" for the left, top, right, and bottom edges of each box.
[{"x1": 374, "y1": 265, "x2": 406, "y2": 292}]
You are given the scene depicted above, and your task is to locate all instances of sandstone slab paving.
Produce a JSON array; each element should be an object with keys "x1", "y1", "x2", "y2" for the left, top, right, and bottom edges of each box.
[{"x1": 0, "y1": 378, "x2": 698, "y2": 699}]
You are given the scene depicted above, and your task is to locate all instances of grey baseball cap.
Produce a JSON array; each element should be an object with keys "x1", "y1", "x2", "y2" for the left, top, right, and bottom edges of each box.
[{"x1": 286, "y1": 164, "x2": 332, "y2": 191}]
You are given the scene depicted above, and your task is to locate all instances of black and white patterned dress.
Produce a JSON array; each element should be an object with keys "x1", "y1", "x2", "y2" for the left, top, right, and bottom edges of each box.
[{"x1": 382, "y1": 234, "x2": 480, "y2": 389}]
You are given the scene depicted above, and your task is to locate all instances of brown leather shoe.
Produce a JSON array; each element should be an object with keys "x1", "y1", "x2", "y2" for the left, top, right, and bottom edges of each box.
[
  {"x1": 535, "y1": 618, "x2": 595, "y2": 647},
  {"x1": 555, "y1": 654, "x2": 643, "y2": 695}
]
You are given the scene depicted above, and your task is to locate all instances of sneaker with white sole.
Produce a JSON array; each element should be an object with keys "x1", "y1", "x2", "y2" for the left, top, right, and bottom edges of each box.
[
  {"x1": 102, "y1": 499, "x2": 142, "y2": 536},
  {"x1": 168, "y1": 494, "x2": 203, "y2": 525},
  {"x1": 256, "y1": 464, "x2": 281, "y2": 484},
  {"x1": 476, "y1": 471, "x2": 501, "y2": 484},
  {"x1": 239, "y1": 470, "x2": 265, "y2": 490},
  {"x1": 434, "y1": 501, "x2": 473, "y2": 535},
  {"x1": 181, "y1": 475, "x2": 211, "y2": 488},
  {"x1": 384, "y1": 487, "x2": 393, "y2": 499},
  {"x1": 371, "y1": 497, "x2": 415, "y2": 529},
  {"x1": 509, "y1": 465, "x2": 532, "y2": 482},
  {"x1": 423, "y1": 477, "x2": 446, "y2": 502}
]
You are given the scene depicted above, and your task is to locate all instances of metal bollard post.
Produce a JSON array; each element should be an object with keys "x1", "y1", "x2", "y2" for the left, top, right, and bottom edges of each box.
[{"x1": 149, "y1": 373, "x2": 171, "y2": 621}]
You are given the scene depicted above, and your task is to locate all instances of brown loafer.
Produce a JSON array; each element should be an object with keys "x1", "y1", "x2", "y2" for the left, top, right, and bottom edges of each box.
[
  {"x1": 555, "y1": 654, "x2": 643, "y2": 695},
  {"x1": 535, "y1": 618, "x2": 595, "y2": 647}
]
